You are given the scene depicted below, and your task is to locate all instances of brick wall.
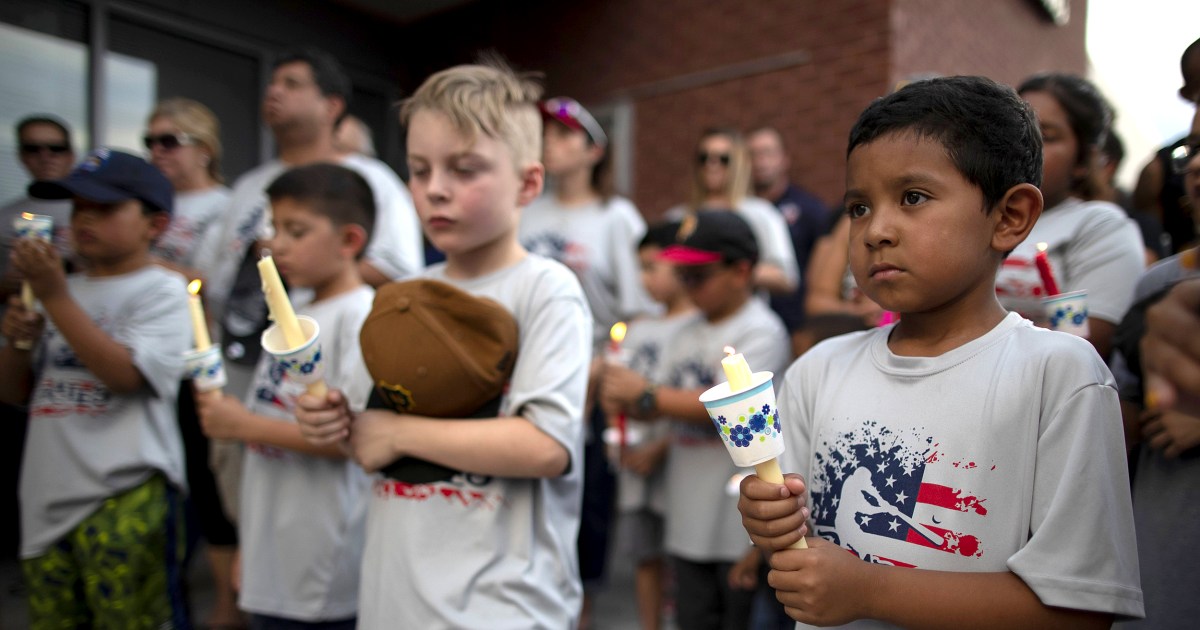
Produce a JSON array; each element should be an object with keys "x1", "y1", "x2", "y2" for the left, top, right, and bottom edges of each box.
[{"x1": 399, "y1": 0, "x2": 1087, "y2": 219}]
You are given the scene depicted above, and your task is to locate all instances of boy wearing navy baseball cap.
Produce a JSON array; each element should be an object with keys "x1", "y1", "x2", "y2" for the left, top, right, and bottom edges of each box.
[{"x1": 0, "y1": 148, "x2": 192, "y2": 628}]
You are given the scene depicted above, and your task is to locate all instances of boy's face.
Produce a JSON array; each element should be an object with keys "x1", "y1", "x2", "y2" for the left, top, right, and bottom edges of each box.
[
  {"x1": 1023, "y1": 90, "x2": 1081, "y2": 209},
  {"x1": 843, "y1": 132, "x2": 1001, "y2": 316},
  {"x1": 406, "y1": 109, "x2": 541, "y2": 261},
  {"x1": 263, "y1": 61, "x2": 339, "y2": 132},
  {"x1": 639, "y1": 245, "x2": 682, "y2": 304},
  {"x1": 267, "y1": 197, "x2": 357, "y2": 290},
  {"x1": 71, "y1": 198, "x2": 163, "y2": 265},
  {"x1": 676, "y1": 260, "x2": 749, "y2": 321}
]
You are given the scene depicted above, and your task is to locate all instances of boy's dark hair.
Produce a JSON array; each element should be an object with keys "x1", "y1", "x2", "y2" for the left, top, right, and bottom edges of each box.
[
  {"x1": 639, "y1": 221, "x2": 682, "y2": 250},
  {"x1": 273, "y1": 47, "x2": 352, "y2": 120},
  {"x1": 16, "y1": 115, "x2": 72, "y2": 147},
  {"x1": 847, "y1": 76, "x2": 1042, "y2": 210},
  {"x1": 266, "y1": 163, "x2": 375, "y2": 259},
  {"x1": 1101, "y1": 128, "x2": 1125, "y2": 169}
]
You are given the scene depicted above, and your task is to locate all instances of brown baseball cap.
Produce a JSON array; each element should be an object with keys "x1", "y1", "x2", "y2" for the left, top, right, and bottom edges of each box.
[{"x1": 359, "y1": 279, "x2": 519, "y2": 419}]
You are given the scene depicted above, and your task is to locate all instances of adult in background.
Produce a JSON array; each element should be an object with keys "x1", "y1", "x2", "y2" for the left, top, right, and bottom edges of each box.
[
  {"x1": 747, "y1": 126, "x2": 831, "y2": 357},
  {"x1": 664, "y1": 128, "x2": 799, "y2": 296},
  {"x1": 0, "y1": 115, "x2": 76, "y2": 565},
  {"x1": 143, "y1": 97, "x2": 243, "y2": 630}
]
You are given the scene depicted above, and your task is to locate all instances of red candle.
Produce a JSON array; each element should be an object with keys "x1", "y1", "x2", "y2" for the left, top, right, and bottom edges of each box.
[{"x1": 1034, "y1": 242, "x2": 1060, "y2": 297}]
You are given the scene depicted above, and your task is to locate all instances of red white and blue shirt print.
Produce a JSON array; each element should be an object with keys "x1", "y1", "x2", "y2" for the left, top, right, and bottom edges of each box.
[{"x1": 810, "y1": 418, "x2": 992, "y2": 568}]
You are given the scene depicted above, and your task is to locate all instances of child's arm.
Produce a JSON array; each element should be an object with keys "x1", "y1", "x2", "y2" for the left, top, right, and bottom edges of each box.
[
  {"x1": 1143, "y1": 277, "x2": 1200, "y2": 409},
  {"x1": 767, "y1": 540, "x2": 1112, "y2": 629},
  {"x1": 599, "y1": 363, "x2": 710, "y2": 424},
  {"x1": 13, "y1": 239, "x2": 144, "y2": 393},
  {"x1": 0, "y1": 298, "x2": 44, "y2": 405},
  {"x1": 198, "y1": 391, "x2": 346, "y2": 459}
]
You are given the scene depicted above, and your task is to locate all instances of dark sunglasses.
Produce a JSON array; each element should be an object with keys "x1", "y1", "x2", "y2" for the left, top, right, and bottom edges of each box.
[
  {"x1": 675, "y1": 264, "x2": 727, "y2": 288},
  {"x1": 1171, "y1": 139, "x2": 1200, "y2": 175},
  {"x1": 20, "y1": 143, "x2": 70, "y2": 155},
  {"x1": 696, "y1": 152, "x2": 731, "y2": 167},
  {"x1": 143, "y1": 132, "x2": 195, "y2": 150}
]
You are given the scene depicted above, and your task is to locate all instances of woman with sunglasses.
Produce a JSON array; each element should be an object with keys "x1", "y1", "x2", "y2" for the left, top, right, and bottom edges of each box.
[
  {"x1": 665, "y1": 128, "x2": 798, "y2": 295},
  {"x1": 144, "y1": 98, "x2": 244, "y2": 630},
  {"x1": 145, "y1": 98, "x2": 231, "y2": 277}
]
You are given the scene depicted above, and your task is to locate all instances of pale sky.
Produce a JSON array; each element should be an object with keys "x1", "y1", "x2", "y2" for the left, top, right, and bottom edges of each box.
[{"x1": 1086, "y1": 0, "x2": 1199, "y2": 188}]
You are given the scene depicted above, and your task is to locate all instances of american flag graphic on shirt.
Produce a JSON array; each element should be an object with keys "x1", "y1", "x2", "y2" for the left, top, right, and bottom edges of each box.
[{"x1": 810, "y1": 420, "x2": 991, "y2": 567}]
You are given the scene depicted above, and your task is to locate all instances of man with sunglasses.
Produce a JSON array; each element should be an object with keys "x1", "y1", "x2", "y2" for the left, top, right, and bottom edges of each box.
[{"x1": 0, "y1": 116, "x2": 76, "y2": 565}]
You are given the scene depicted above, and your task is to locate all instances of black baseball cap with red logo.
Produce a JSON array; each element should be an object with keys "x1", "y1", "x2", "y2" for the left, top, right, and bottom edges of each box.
[{"x1": 659, "y1": 210, "x2": 759, "y2": 266}]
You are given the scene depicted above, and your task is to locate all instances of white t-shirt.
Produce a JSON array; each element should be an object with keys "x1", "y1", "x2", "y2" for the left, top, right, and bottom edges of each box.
[
  {"x1": 666, "y1": 197, "x2": 801, "y2": 290},
  {"x1": 995, "y1": 197, "x2": 1144, "y2": 324},
  {"x1": 193, "y1": 156, "x2": 422, "y2": 324},
  {"x1": 519, "y1": 194, "x2": 656, "y2": 350},
  {"x1": 237, "y1": 285, "x2": 374, "y2": 621},
  {"x1": 661, "y1": 298, "x2": 789, "y2": 562},
  {"x1": 358, "y1": 254, "x2": 591, "y2": 630},
  {"x1": 152, "y1": 186, "x2": 232, "y2": 269},
  {"x1": 20, "y1": 266, "x2": 190, "y2": 558},
  {"x1": 778, "y1": 313, "x2": 1144, "y2": 627},
  {"x1": 615, "y1": 311, "x2": 692, "y2": 514}
]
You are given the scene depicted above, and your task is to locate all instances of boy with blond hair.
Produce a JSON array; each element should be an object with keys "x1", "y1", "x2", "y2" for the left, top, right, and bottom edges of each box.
[
  {"x1": 296, "y1": 60, "x2": 592, "y2": 628},
  {"x1": 738, "y1": 76, "x2": 1143, "y2": 628}
]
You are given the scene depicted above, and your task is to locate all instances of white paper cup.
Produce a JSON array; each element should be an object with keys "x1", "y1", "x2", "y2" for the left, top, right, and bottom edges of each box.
[
  {"x1": 13, "y1": 214, "x2": 53, "y2": 241},
  {"x1": 260, "y1": 315, "x2": 324, "y2": 385},
  {"x1": 1042, "y1": 289, "x2": 1090, "y2": 338},
  {"x1": 698, "y1": 372, "x2": 784, "y2": 468},
  {"x1": 183, "y1": 345, "x2": 227, "y2": 392}
]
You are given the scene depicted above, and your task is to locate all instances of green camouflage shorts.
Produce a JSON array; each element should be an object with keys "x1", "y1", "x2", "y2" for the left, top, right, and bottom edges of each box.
[{"x1": 22, "y1": 474, "x2": 188, "y2": 629}]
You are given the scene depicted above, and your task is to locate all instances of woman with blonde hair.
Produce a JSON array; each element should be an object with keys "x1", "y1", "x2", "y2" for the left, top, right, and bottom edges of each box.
[
  {"x1": 665, "y1": 128, "x2": 798, "y2": 294},
  {"x1": 144, "y1": 97, "x2": 243, "y2": 630},
  {"x1": 145, "y1": 97, "x2": 231, "y2": 272}
]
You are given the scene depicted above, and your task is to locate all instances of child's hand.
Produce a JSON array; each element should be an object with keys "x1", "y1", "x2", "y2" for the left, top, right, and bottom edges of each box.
[
  {"x1": 622, "y1": 437, "x2": 667, "y2": 476},
  {"x1": 295, "y1": 389, "x2": 351, "y2": 445},
  {"x1": 738, "y1": 473, "x2": 810, "y2": 552},
  {"x1": 1, "y1": 296, "x2": 44, "y2": 346},
  {"x1": 1140, "y1": 408, "x2": 1200, "y2": 458},
  {"x1": 727, "y1": 547, "x2": 761, "y2": 591},
  {"x1": 12, "y1": 239, "x2": 67, "y2": 302},
  {"x1": 347, "y1": 410, "x2": 402, "y2": 472},
  {"x1": 599, "y1": 364, "x2": 647, "y2": 417},
  {"x1": 197, "y1": 392, "x2": 248, "y2": 441},
  {"x1": 768, "y1": 537, "x2": 870, "y2": 627}
]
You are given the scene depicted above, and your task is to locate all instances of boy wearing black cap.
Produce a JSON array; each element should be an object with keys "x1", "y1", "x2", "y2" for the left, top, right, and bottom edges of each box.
[
  {"x1": 0, "y1": 148, "x2": 191, "y2": 628},
  {"x1": 602, "y1": 210, "x2": 789, "y2": 629}
]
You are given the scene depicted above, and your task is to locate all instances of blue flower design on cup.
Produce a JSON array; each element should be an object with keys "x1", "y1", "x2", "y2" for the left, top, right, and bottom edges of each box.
[
  {"x1": 730, "y1": 425, "x2": 753, "y2": 447},
  {"x1": 749, "y1": 413, "x2": 767, "y2": 433}
]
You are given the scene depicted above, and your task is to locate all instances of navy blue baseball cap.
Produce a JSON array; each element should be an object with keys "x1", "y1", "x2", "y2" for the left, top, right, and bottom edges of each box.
[{"x1": 29, "y1": 148, "x2": 173, "y2": 214}]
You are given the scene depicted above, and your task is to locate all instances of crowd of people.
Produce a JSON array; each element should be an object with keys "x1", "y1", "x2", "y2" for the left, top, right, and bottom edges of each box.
[{"x1": 0, "y1": 36, "x2": 1198, "y2": 630}]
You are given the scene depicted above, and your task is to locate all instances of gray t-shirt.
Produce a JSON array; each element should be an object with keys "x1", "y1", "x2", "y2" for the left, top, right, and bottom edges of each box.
[
  {"x1": 152, "y1": 185, "x2": 231, "y2": 269},
  {"x1": 20, "y1": 265, "x2": 190, "y2": 558},
  {"x1": 615, "y1": 312, "x2": 692, "y2": 514},
  {"x1": 357, "y1": 254, "x2": 592, "y2": 629},
  {"x1": 661, "y1": 298, "x2": 789, "y2": 562},
  {"x1": 237, "y1": 285, "x2": 374, "y2": 621},
  {"x1": 778, "y1": 313, "x2": 1144, "y2": 627},
  {"x1": 995, "y1": 197, "x2": 1144, "y2": 324},
  {"x1": 519, "y1": 194, "x2": 656, "y2": 350}
]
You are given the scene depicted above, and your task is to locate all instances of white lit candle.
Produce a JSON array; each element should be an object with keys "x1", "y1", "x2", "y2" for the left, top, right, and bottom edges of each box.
[
  {"x1": 721, "y1": 346, "x2": 754, "y2": 392},
  {"x1": 257, "y1": 252, "x2": 306, "y2": 348},
  {"x1": 187, "y1": 279, "x2": 212, "y2": 351}
]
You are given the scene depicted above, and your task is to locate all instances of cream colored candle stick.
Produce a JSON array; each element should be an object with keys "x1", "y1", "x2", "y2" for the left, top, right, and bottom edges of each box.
[
  {"x1": 257, "y1": 251, "x2": 327, "y2": 398},
  {"x1": 721, "y1": 346, "x2": 807, "y2": 549}
]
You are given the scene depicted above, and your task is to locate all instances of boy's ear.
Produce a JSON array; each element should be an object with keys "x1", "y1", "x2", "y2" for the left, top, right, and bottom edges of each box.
[
  {"x1": 991, "y1": 183, "x2": 1043, "y2": 253},
  {"x1": 516, "y1": 161, "x2": 545, "y2": 207},
  {"x1": 340, "y1": 223, "x2": 369, "y2": 259}
]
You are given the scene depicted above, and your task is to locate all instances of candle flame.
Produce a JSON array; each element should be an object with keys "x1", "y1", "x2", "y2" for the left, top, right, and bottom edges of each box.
[
  {"x1": 187, "y1": 279, "x2": 202, "y2": 296},
  {"x1": 20, "y1": 212, "x2": 34, "y2": 220},
  {"x1": 724, "y1": 345, "x2": 737, "y2": 357},
  {"x1": 1036, "y1": 242, "x2": 1048, "y2": 253},
  {"x1": 609, "y1": 321, "x2": 627, "y2": 344}
]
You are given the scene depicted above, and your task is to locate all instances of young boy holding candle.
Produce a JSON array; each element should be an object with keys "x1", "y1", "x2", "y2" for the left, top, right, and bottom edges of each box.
[
  {"x1": 603, "y1": 210, "x2": 790, "y2": 629},
  {"x1": 0, "y1": 149, "x2": 192, "y2": 628},
  {"x1": 195, "y1": 162, "x2": 376, "y2": 628},
  {"x1": 737, "y1": 76, "x2": 1144, "y2": 627},
  {"x1": 293, "y1": 60, "x2": 592, "y2": 628}
]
